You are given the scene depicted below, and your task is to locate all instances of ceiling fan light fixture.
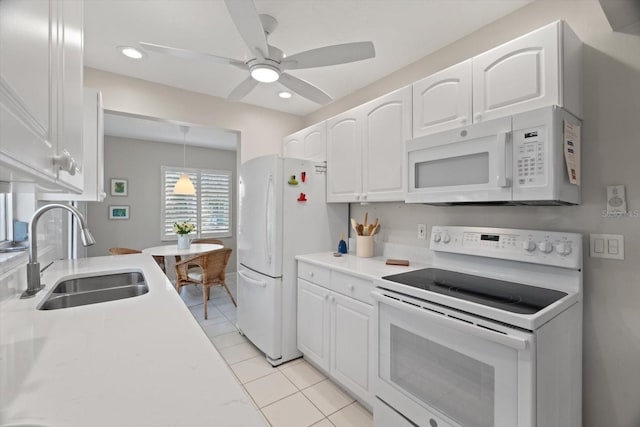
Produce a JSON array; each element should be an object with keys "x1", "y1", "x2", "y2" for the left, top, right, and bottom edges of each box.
[
  {"x1": 250, "y1": 64, "x2": 280, "y2": 83},
  {"x1": 119, "y1": 46, "x2": 144, "y2": 59},
  {"x1": 278, "y1": 91, "x2": 292, "y2": 99}
]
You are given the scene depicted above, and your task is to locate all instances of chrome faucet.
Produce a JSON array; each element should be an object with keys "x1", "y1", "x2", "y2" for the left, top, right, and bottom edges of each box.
[{"x1": 22, "y1": 203, "x2": 96, "y2": 299}]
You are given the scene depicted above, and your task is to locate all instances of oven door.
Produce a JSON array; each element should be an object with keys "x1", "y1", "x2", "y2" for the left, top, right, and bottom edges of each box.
[
  {"x1": 406, "y1": 117, "x2": 512, "y2": 204},
  {"x1": 373, "y1": 290, "x2": 535, "y2": 427}
]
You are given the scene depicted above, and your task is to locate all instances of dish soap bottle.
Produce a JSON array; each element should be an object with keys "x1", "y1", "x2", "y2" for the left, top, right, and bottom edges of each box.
[{"x1": 337, "y1": 233, "x2": 348, "y2": 254}]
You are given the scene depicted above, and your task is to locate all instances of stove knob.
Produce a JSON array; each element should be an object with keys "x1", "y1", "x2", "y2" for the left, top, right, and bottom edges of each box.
[
  {"x1": 442, "y1": 234, "x2": 451, "y2": 244},
  {"x1": 433, "y1": 234, "x2": 441, "y2": 243},
  {"x1": 522, "y1": 240, "x2": 536, "y2": 252},
  {"x1": 556, "y1": 242, "x2": 572, "y2": 256},
  {"x1": 539, "y1": 241, "x2": 553, "y2": 253}
]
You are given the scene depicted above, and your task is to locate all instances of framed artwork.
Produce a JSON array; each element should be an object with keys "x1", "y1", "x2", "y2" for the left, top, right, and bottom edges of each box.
[
  {"x1": 109, "y1": 205, "x2": 130, "y2": 220},
  {"x1": 111, "y1": 178, "x2": 128, "y2": 196}
]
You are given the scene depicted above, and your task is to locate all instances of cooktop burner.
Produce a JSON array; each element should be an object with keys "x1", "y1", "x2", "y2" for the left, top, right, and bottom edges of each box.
[{"x1": 381, "y1": 268, "x2": 567, "y2": 314}]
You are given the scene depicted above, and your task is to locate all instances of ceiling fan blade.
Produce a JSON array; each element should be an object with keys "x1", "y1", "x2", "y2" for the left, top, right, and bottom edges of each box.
[
  {"x1": 279, "y1": 73, "x2": 332, "y2": 105},
  {"x1": 140, "y1": 42, "x2": 245, "y2": 69},
  {"x1": 227, "y1": 76, "x2": 259, "y2": 101},
  {"x1": 281, "y1": 41, "x2": 375, "y2": 70},
  {"x1": 224, "y1": 0, "x2": 269, "y2": 59}
]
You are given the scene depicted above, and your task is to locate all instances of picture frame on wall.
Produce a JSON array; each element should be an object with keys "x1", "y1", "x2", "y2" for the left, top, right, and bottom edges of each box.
[
  {"x1": 109, "y1": 205, "x2": 130, "y2": 220},
  {"x1": 111, "y1": 178, "x2": 128, "y2": 196}
]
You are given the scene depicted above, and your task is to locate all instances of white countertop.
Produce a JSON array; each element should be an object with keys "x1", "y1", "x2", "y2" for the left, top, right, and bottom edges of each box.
[
  {"x1": 0, "y1": 254, "x2": 266, "y2": 427},
  {"x1": 295, "y1": 252, "x2": 429, "y2": 280}
]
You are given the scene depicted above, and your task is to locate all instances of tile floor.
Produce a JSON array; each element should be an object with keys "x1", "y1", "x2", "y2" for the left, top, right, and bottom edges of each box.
[{"x1": 177, "y1": 275, "x2": 373, "y2": 427}]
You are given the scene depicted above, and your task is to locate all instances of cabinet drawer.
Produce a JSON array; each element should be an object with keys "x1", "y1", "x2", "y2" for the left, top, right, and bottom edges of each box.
[
  {"x1": 331, "y1": 271, "x2": 373, "y2": 305},
  {"x1": 298, "y1": 262, "x2": 330, "y2": 287}
]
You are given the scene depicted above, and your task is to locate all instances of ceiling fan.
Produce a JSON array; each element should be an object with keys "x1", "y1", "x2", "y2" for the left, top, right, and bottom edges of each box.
[{"x1": 140, "y1": 0, "x2": 375, "y2": 105}]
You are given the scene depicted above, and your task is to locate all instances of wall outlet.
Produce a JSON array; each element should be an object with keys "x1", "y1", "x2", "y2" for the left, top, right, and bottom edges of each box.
[{"x1": 417, "y1": 224, "x2": 426, "y2": 240}]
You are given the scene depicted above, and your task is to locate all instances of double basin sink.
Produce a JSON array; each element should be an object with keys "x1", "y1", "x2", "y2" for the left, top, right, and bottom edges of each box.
[{"x1": 39, "y1": 272, "x2": 148, "y2": 310}]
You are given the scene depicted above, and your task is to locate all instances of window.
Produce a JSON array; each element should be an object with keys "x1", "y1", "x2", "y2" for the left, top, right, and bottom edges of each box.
[
  {"x1": 161, "y1": 166, "x2": 232, "y2": 239},
  {"x1": 0, "y1": 193, "x2": 13, "y2": 243}
]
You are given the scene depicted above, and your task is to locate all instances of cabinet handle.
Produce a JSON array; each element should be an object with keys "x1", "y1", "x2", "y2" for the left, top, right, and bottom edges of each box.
[
  {"x1": 348, "y1": 284, "x2": 354, "y2": 292},
  {"x1": 330, "y1": 296, "x2": 335, "y2": 302},
  {"x1": 324, "y1": 294, "x2": 329, "y2": 300},
  {"x1": 53, "y1": 150, "x2": 76, "y2": 175},
  {"x1": 309, "y1": 271, "x2": 314, "y2": 277},
  {"x1": 362, "y1": 194, "x2": 367, "y2": 201},
  {"x1": 356, "y1": 194, "x2": 360, "y2": 201},
  {"x1": 474, "y1": 113, "x2": 482, "y2": 121},
  {"x1": 460, "y1": 117, "x2": 467, "y2": 125}
]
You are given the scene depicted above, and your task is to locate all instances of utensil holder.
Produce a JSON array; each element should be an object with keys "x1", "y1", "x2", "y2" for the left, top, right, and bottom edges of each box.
[{"x1": 356, "y1": 236, "x2": 374, "y2": 258}]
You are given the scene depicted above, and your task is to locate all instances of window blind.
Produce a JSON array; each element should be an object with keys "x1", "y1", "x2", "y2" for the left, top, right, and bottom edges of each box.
[{"x1": 161, "y1": 167, "x2": 232, "y2": 239}]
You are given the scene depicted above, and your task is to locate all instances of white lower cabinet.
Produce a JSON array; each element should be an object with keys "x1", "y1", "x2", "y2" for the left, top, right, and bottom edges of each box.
[{"x1": 297, "y1": 262, "x2": 374, "y2": 408}]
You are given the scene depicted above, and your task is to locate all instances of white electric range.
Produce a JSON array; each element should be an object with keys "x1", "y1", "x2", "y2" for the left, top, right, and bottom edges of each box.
[{"x1": 373, "y1": 226, "x2": 582, "y2": 427}]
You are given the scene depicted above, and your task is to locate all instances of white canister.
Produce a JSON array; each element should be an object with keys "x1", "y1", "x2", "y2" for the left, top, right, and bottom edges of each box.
[
  {"x1": 177, "y1": 234, "x2": 191, "y2": 249},
  {"x1": 356, "y1": 236, "x2": 374, "y2": 258}
]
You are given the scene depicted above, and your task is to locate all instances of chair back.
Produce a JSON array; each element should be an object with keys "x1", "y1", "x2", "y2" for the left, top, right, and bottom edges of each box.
[
  {"x1": 109, "y1": 247, "x2": 142, "y2": 255},
  {"x1": 191, "y1": 238, "x2": 224, "y2": 245}
]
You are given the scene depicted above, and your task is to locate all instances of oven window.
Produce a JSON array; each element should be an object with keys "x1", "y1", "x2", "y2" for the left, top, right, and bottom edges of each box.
[
  {"x1": 390, "y1": 325, "x2": 495, "y2": 427},
  {"x1": 415, "y1": 152, "x2": 489, "y2": 188}
]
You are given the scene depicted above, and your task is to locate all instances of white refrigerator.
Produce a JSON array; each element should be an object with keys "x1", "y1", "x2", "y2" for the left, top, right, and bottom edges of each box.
[{"x1": 237, "y1": 155, "x2": 347, "y2": 366}]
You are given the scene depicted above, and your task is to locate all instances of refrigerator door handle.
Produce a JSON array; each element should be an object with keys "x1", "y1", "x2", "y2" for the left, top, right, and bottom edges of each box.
[
  {"x1": 238, "y1": 270, "x2": 267, "y2": 287},
  {"x1": 265, "y1": 172, "x2": 274, "y2": 265}
]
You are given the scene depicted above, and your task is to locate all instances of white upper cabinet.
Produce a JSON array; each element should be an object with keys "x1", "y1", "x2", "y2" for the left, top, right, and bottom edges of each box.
[
  {"x1": 0, "y1": 0, "x2": 57, "y2": 182},
  {"x1": 473, "y1": 21, "x2": 582, "y2": 122},
  {"x1": 413, "y1": 59, "x2": 473, "y2": 138},
  {"x1": 326, "y1": 110, "x2": 362, "y2": 203},
  {"x1": 0, "y1": 0, "x2": 85, "y2": 191},
  {"x1": 362, "y1": 87, "x2": 411, "y2": 202},
  {"x1": 283, "y1": 121, "x2": 326, "y2": 161},
  {"x1": 55, "y1": 0, "x2": 84, "y2": 189},
  {"x1": 327, "y1": 86, "x2": 411, "y2": 203}
]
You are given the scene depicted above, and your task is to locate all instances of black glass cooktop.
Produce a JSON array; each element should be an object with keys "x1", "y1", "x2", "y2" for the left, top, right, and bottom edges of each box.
[{"x1": 382, "y1": 268, "x2": 567, "y2": 315}]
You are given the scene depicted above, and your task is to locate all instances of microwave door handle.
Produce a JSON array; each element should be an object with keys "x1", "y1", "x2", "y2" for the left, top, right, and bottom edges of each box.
[
  {"x1": 495, "y1": 132, "x2": 510, "y2": 188},
  {"x1": 372, "y1": 290, "x2": 530, "y2": 351}
]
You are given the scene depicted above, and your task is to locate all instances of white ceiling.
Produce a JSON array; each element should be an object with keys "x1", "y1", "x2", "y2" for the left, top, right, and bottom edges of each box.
[
  {"x1": 104, "y1": 112, "x2": 238, "y2": 150},
  {"x1": 85, "y1": 0, "x2": 532, "y2": 116}
]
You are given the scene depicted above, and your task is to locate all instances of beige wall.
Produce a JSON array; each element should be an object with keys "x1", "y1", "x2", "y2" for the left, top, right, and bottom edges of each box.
[
  {"x1": 87, "y1": 136, "x2": 239, "y2": 275},
  {"x1": 303, "y1": 1, "x2": 640, "y2": 426},
  {"x1": 84, "y1": 68, "x2": 303, "y2": 163}
]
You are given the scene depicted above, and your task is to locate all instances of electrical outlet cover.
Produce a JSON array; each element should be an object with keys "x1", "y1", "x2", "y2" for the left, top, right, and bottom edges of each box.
[{"x1": 606, "y1": 185, "x2": 627, "y2": 216}]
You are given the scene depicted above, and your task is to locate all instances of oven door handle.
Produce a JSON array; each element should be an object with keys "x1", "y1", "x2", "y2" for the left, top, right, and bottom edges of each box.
[{"x1": 372, "y1": 290, "x2": 531, "y2": 351}]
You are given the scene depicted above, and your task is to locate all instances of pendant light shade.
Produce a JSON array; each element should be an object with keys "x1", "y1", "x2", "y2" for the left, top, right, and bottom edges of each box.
[{"x1": 173, "y1": 126, "x2": 196, "y2": 195}]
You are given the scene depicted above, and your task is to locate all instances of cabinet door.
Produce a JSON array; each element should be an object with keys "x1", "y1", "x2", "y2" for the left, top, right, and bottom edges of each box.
[
  {"x1": 326, "y1": 109, "x2": 362, "y2": 202},
  {"x1": 413, "y1": 59, "x2": 472, "y2": 137},
  {"x1": 302, "y1": 121, "x2": 326, "y2": 161},
  {"x1": 330, "y1": 292, "x2": 374, "y2": 407},
  {"x1": 473, "y1": 22, "x2": 559, "y2": 122},
  {"x1": 297, "y1": 279, "x2": 331, "y2": 371},
  {"x1": 283, "y1": 134, "x2": 305, "y2": 159},
  {"x1": 55, "y1": 0, "x2": 84, "y2": 189},
  {"x1": 0, "y1": 0, "x2": 57, "y2": 180},
  {"x1": 361, "y1": 86, "x2": 411, "y2": 202}
]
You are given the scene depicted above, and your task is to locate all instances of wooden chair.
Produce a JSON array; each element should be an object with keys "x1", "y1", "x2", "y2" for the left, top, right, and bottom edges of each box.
[
  {"x1": 191, "y1": 238, "x2": 224, "y2": 245},
  {"x1": 174, "y1": 248, "x2": 235, "y2": 320},
  {"x1": 108, "y1": 247, "x2": 166, "y2": 273}
]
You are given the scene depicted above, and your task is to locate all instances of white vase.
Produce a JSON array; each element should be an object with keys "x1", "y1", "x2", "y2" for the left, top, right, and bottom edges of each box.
[{"x1": 177, "y1": 234, "x2": 191, "y2": 249}]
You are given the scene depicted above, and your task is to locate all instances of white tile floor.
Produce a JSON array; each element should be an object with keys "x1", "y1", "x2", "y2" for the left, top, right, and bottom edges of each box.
[{"x1": 177, "y1": 275, "x2": 373, "y2": 427}]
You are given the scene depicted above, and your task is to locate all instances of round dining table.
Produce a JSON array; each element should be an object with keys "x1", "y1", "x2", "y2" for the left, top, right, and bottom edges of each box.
[{"x1": 142, "y1": 243, "x2": 223, "y2": 258}]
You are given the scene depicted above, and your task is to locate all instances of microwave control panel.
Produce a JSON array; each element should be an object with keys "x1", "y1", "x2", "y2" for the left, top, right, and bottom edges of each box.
[{"x1": 514, "y1": 126, "x2": 546, "y2": 187}]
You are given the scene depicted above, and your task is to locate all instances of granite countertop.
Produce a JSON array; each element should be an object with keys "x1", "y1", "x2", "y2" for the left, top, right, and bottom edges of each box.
[{"x1": 0, "y1": 254, "x2": 266, "y2": 427}]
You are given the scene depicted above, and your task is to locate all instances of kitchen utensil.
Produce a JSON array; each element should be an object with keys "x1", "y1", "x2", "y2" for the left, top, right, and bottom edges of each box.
[
  {"x1": 364, "y1": 212, "x2": 368, "y2": 228},
  {"x1": 356, "y1": 224, "x2": 364, "y2": 236},
  {"x1": 385, "y1": 259, "x2": 410, "y2": 266},
  {"x1": 372, "y1": 224, "x2": 381, "y2": 235},
  {"x1": 351, "y1": 218, "x2": 359, "y2": 234}
]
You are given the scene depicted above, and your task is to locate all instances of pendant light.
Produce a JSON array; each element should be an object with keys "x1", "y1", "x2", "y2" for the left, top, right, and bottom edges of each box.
[{"x1": 173, "y1": 125, "x2": 196, "y2": 195}]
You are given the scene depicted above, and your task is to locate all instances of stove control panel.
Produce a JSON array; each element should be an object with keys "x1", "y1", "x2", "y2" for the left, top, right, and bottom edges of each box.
[{"x1": 430, "y1": 226, "x2": 582, "y2": 269}]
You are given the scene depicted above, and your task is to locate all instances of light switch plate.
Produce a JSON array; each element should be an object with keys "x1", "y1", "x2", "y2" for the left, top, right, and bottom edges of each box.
[{"x1": 590, "y1": 233, "x2": 624, "y2": 260}]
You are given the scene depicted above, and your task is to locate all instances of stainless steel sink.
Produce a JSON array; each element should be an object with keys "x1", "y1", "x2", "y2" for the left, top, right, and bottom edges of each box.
[
  {"x1": 51, "y1": 272, "x2": 145, "y2": 293},
  {"x1": 39, "y1": 272, "x2": 148, "y2": 310}
]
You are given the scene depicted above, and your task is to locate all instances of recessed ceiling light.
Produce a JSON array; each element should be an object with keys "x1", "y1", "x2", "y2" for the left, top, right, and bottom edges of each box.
[
  {"x1": 119, "y1": 46, "x2": 144, "y2": 59},
  {"x1": 278, "y1": 91, "x2": 292, "y2": 99}
]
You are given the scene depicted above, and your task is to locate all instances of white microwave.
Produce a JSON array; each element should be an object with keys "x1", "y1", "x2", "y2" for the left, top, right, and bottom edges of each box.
[{"x1": 406, "y1": 106, "x2": 581, "y2": 205}]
